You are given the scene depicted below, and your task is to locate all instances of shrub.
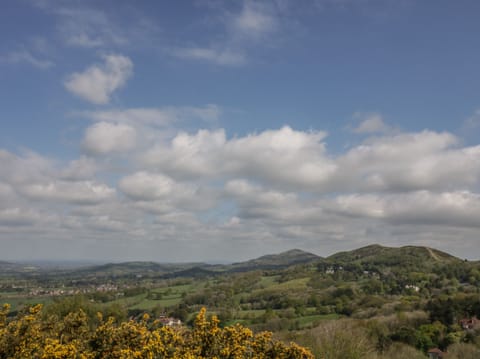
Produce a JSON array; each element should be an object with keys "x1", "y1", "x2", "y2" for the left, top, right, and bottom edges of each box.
[{"x1": 0, "y1": 304, "x2": 313, "y2": 359}]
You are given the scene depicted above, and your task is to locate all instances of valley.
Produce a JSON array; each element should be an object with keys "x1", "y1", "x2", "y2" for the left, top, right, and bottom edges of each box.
[{"x1": 2, "y1": 245, "x2": 480, "y2": 357}]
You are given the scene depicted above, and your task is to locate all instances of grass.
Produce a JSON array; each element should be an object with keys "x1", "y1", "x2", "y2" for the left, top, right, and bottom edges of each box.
[
  {"x1": 2, "y1": 296, "x2": 53, "y2": 311},
  {"x1": 296, "y1": 313, "x2": 340, "y2": 328},
  {"x1": 130, "y1": 295, "x2": 183, "y2": 310},
  {"x1": 238, "y1": 309, "x2": 266, "y2": 317},
  {"x1": 108, "y1": 283, "x2": 196, "y2": 311},
  {"x1": 269, "y1": 277, "x2": 310, "y2": 291},
  {"x1": 257, "y1": 275, "x2": 280, "y2": 288}
]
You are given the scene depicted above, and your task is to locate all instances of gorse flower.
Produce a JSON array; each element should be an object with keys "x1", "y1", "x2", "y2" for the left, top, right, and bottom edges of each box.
[{"x1": 0, "y1": 304, "x2": 313, "y2": 359}]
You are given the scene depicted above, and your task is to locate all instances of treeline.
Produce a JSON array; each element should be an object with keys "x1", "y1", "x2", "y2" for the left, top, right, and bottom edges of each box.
[
  {"x1": 3, "y1": 294, "x2": 480, "y2": 358},
  {"x1": 171, "y1": 261, "x2": 480, "y2": 326},
  {"x1": 289, "y1": 314, "x2": 480, "y2": 359}
]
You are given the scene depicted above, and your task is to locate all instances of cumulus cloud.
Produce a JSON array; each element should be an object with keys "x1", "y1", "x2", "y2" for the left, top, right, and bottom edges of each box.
[
  {"x1": 86, "y1": 215, "x2": 126, "y2": 232},
  {"x1": 222, "y1": 126, "x2": 334, "y2": 187},
  {"x1": 60, "y1": 157, "x2": 97, "y2": 181},
  {"x1": 119, "y1": 171, "x2": 217, "y2": 214},
  {"x1": 18, "y1": 181, "x2": 115, "y2": 205},
  {"x1": 143, "y1": 126, "x2": 336, "y2": 189},
  {"x1": 0, "y1": 149, "x2": 115, "y2": 208},
  {"x1": 331, "y1": 191, "x2": 480, "y2": 228},
  {"x1": 0, "y1": 149, "x2": 54, "y2": 184},
  {"x1": 141, "y1": 126, "x2": 480, "y2": 195},
  {"x1": 337, "y1": 131, "x2": 480, "y2": 191},
  {"x1": 0, "y1": 208, "x2": 44, "y2": 227},
  {"x1": 82, "y1": 122, "x2": 137, "y2": 155},
  {"x1": 76, "y1": 105, "x2": 222, "y2": 158},
  {"x1": 143, "y1": 129, "x2": 227, "y2": 177},
  {"x1": 224, "y1": 179, "x2": 305, "y2": 221},
  {"x1": 119, "y1": 172, "x2": 178, "y2": 201},
  {"x1": 3, "y1": 122, "x2": 480, "y2": 261},
  {"x1": 64, "y1": 54, "x2": 133, "y2": 104}
]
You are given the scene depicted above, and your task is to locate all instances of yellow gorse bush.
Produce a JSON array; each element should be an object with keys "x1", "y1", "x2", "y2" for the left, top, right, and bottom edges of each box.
[{"x1": 0, "y1": 304, "x2": 313, "y2": 359}]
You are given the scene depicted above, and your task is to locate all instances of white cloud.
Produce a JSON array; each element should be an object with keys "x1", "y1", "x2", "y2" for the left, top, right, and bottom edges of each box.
[
  {"x1": 0, "y1": 208, "x2": 44, "y2": 226},
  {"x1": 60, "y1": 157, "x2": 97, "y2": 180},
  {"x1": 461, "y1": 109, "x2": 480, "y2": 136},
  {"x1": 143, "y1": 129, "x2": 226, "y2": 177},
  {"x1": 231, "y1": 1, "x2": 278, "y2": 39},
  {"x1": 0, "y1": 183, "x2": 14, "y2": 199},
  {"x1": 0, "y1": 149, "x2": 54, "y2": 184},
  {"x1": 223, "y1": 126, "x2": 334, "y2": 187},
  {"x1": 143, "y1": 126, "x2": 336, "y2": 189},
  {"x1": 172, "y1": 47, "x2": 246, "y2": 66},
  {"x1": 0, "y1": 149, "x2": 114, "y2": 207},
  {"x1": 337, "y1": 131, "x2": 480, "y2": 191},
  {"x1": 87, "y1": 108, "x2": 174, "y2": 126},
  {"x1": 224, "y1": 179, "x2": 329, "y2": 227},
  {"x1": 171, "y1": 0, "x2": 281, "y2": 66},
  {"x1": 18, "y1": 180, "x2": 115, "y2": 205},
  {"x1": 83, "y1": 122, "x2": 137, "y2": 155},
  {"x1": 332, "y1": 191, "x2": 480, "y2": 228},
  {"x1": 0, "y1": 49, "x2": 54, "y2": 69},
  {"x1": 352, "y1": 112, "x2": 390, "y2": 134},
  {"x1": 119, "y1": 172, "x2": 176, "y2": 201},
  {"x1": 141, "y1": 127, "x2": 480, "y2": 194},
  {"x1": 54, "y1": 7, "x2": 128, "y2": 48},
  {"x1": 50, "y1": 6, "x2": 161, "y2": 50},
  {"x1": 119, "y1": 171, "x2": 217, "y2": 214},
  {"x1": 4, "y1": 121, "x2": 480, "y2": 261},
  {"x1": 77, "y1": 105, "x2": 222, "y2": 157},
  {"x1": 83, "y1": 104, "x2": 221, "y2": 126},
  {"x1": 64, "y1": 54, "x2": 133, "y2": 104},
  {"x1": 225, "y1": 179, "x2": 295, "y2": 205},
  {"x1": 86, "y1": 215, "x2": 126, "y2": 232}
]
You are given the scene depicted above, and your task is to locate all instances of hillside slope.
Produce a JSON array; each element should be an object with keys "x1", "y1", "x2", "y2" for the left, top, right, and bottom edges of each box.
[
  {"x1": 225, "y1": 249, "x2": 321, "y2": 272},
  {"x1": 326, "y1": 244, "x2": 461, "y2": 272}
]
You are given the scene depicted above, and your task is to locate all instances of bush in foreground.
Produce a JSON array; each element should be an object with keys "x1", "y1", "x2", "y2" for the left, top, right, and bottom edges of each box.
[{"x1": 0, "y1": 304, "x2": 313, "y2": 359}]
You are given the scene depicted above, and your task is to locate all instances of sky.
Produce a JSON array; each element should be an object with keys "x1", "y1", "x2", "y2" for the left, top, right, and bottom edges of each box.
[{"x1": 1, "y1": 0, "x2": 480, "y2": 263}]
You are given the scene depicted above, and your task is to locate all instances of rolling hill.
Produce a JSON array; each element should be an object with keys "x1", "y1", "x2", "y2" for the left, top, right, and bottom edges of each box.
[
  {"x1": 222, "y1": 249, "x2": 321, "y2": 272},
  {"x1": 0, "y1": 245, "x2": 470, "y2": 279},
  {"x1": 325, "y1": 244, "x2": 462, "y2": 272},
  {"x1": 67, "y1": 249, "x2": 322, "y2": 278}
]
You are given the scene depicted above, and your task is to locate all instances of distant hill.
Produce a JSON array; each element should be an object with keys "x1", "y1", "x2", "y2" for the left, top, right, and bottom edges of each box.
[
  {"x1": 0, "y1": 260, "x2": 16, "y2": 271},
  {"x1": 1, "y1": 245, "x2": 469, "y2": 279},
  {"x1": 163, "y1": 266, "x2": 217, "y2": 279},
  {"x1": 63, "y1": 249, "x2": 321, "y2": 279},
  {"x1": 223, "y1": 249, "x2": 321, "y2": 272},
  {"x1": 74, "y1": 261, "x2": 205, "y2": 278},
  {"x1": 326, "y1": 244, "x2": 461, "y2": 272},
  {"x1": 0, "y1": 260, "x2": 39, "y2": 274}
]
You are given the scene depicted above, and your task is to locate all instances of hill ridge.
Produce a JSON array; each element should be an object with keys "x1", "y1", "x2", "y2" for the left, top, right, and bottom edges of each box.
[
  {"x1": 325, "y1": 244, "x2": 461, "y2": 275},
  {"x1": 224, "y1": 248, "x2": 321, "y2": 272}
]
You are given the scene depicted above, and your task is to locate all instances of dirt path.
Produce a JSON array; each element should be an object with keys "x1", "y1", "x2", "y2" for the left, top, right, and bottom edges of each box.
[{"x1": 426, "y1": 247, "x2": 440, "y2": 261}]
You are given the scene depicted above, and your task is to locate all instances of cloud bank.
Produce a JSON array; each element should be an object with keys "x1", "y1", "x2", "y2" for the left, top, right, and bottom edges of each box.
[{"x1": 2, "y1": 114, "x2": 480, "y2": 261}]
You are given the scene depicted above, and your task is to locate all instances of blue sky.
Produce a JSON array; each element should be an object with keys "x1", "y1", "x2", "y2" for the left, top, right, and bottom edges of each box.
[{"x1": 1, "y1": 0, "x2": 480, "y2": 262}]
